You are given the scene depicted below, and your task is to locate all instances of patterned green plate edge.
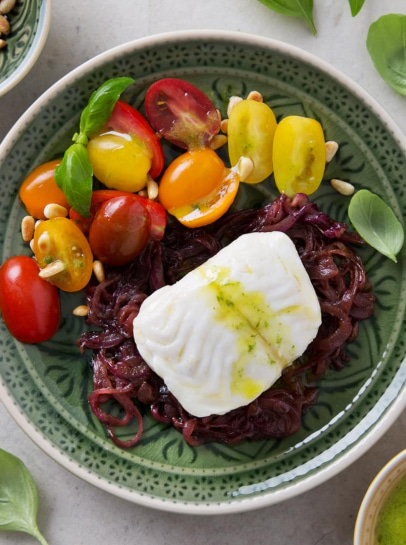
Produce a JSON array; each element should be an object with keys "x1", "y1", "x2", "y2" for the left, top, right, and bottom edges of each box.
[{"x1": 1, "y1": 31, "x2": 406, "y2": 514}]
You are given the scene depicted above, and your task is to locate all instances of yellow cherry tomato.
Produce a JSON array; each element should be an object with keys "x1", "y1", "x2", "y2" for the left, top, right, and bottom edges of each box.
[
  {"x1": 33, "y1": 217, "x2": 93, "y2": 292},
  {"x1": 87, "y1": 130, "x2": 153, "y2": 192},
  {"x1": 273, "y1": 116, "x2": 326, "y2": 197},
  {"x1": 158, "y1": 148, "x2": 240, "y2": 228},
  {"x1": 19, "y1": 159, "x2": 69, "y2": 220},
  {"x1": 228, "y1": 99, "x2": 277, "y2": 184}
]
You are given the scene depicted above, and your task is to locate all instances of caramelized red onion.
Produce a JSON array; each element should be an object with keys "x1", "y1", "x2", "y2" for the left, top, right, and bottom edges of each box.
[{"x1": 78, "y1": 194, "x2": 374, "y2": 448}]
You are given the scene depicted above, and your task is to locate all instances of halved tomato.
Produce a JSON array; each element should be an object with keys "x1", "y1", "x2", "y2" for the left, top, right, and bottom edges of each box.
[
  {"x1": 145, "y1": 78, "x2": 220, "y2": 150},
  {"x1": 158, "y1": 148, "x2": 239, "y2": 228}
]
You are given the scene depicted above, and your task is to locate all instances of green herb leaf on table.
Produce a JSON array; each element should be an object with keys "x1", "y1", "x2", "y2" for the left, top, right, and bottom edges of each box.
[
  {"x1": 367, "y1": 14, "x2": 406, "y2": 96},
  {"x1": 79, "y1": 76, "x2": 134, "y2": 137},
  {"x1": 0, "y1": 448, "x2": 49, "y2": 545},
  {"x1": 55, "y1": 143, "x2": 93, "y2": 217},
  {"x1": 348, "y1": 0, "x2": 365, "y2": 17},
  {"x1": 257, "y1": 0, "x2": 316, "y2": 34},
  {"x1": 348, "y1": 189, "x2": 404, "y2": 263}
]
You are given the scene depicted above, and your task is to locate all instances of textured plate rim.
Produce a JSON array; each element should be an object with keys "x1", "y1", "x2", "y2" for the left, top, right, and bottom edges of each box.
[
  {"x1": 1, "y1": 29, "x2": 406, "y2": 515},
  {"x1": 0, "y1": 0, "x2": 52, "y2": 97}
]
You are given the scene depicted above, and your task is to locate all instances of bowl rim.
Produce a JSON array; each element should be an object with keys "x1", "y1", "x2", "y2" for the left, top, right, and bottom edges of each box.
[
  {"x1": 353, "y1": 449, "x2": 406, "y2": 544},
  {"x1": 0, "y1": 0, "x2": 52, "y2": 97},
  {"x1": 1, "y1": 29, "x2": 406, "y2": 515}
]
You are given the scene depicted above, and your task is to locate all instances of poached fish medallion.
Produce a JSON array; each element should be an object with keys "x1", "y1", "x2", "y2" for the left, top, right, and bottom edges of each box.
[{"x1": 133, "y1": 231, "x2": 322, "y2": 417}]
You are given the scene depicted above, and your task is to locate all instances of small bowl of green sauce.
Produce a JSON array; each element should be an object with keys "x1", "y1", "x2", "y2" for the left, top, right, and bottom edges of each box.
[{"x1": 354, "y1": 450, "x2": 406, "y2": 545}]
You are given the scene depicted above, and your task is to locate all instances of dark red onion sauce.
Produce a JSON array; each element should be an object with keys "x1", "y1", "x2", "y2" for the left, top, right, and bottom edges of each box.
[{"x1": 78, "y1": 193, "x2": 375, "y2": 448}]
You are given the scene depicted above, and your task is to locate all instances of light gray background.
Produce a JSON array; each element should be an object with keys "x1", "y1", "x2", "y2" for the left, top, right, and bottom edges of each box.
[{"x1": 1, "y1": 1, "x2": 406, "y2": 544}]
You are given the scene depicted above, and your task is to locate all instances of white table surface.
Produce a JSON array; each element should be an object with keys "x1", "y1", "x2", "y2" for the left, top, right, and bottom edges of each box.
[{"x1": 1, "y1": 1, "x2": 406, "y2": 544}]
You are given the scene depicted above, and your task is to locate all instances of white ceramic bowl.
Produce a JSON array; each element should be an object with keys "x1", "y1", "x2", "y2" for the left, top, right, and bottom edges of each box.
[
  {"x1": 0, "y1": 0, "x2": 51, "y2": 96},
  {"x1": 354, "y1": 450, "x2": 406, "y2": 544}
]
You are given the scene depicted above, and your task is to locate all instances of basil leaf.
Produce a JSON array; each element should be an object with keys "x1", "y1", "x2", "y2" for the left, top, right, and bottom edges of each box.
[
  {"x1": 55, "y1": 143, "x2": 93, "y2": 217},
  {"x1": 79, "y1": 76, "x2": 134, "y2": 137},
  {"x1": 257, "y1": 0, "x2": 316, "y2": 34},
  {"x1": 348, "y1": 0, "x2": 365, "y2": 16},
  {"x1": 348, "y1": 189, "x2": 404, "y2": 263},
  {"x1": 367, "y1": 14, "x2": 406, "y2": 96},
  {"x1": 0, "y1": 449, "x2": 49, "y2": 545}
]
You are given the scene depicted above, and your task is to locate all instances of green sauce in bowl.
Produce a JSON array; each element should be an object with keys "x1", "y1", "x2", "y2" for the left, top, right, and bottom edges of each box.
[{"x1": 376, "y1": 474, "x2": 406, "y2": 545}]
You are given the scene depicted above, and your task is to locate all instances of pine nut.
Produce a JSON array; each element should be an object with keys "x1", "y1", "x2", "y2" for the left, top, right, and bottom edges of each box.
[
  {"x1": 72, "y1": 305, "x2": 89, "y2": 317},
  {"x1": 44, "y1": 203, "x2": 68, "y2": 219},
  {"x1": 0, "y1": 0, "x2": 16, "y2": 14},
  {"x1": 247, "y1": 90, "x2": 263, "y2": 102},
  {"x1": 35, "y1": 219, "x2": 44, "y2": 229},
  {"x1": 325, "y1": 141, "x2": 339, "y2": 163},
  {"x1": 220, "y1": 119, "x2": 229, "y2": 134},
  {"x1": 138, "y1": 189, "x2": 148, "y2": 198},
  {"x1": 234, "y1": 156, "x2": 254, "y2": 182},
  {"x1": 147, "y1": 177, "x2": 159, "y2": 200},
  {"x1": 330, "y1": 179, "x2": 355, "y2": 196},
  {"x1": 216, "y1": 108, "x2": 222, "y2": 124},
  {"x1": 21, "y1": 216, "x2": 35, "y2": 242},
  {"x1": 227, "y1": 96, "x2": 243, "y2": 118},
  {"x1": 208, "y1": 134, "x2": 227, "y2": 150},
  {"x1": 0, "y1": 14, "x2": 9, "y2": 35},
  {"x1": 38, "y1": 260, "x2": 66, "y2": 279},
  {"x1": 29, "y1": 239, "x2": 35, "y2": 252},
  {"x1": 0, "y1": 38, "x2": 6, "y2": 49},
  {"x1": 92, "y1": 260, "x2": 105, "y2": 283},
  {"x1": 37, "y1": 232, "x2": 51, "y2": 253}
]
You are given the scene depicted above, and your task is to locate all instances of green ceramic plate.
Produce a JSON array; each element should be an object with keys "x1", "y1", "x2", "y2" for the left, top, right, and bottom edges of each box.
[
  {"x1": 0, "y1": 31, "x2": 406, "y2": 514},
  {"x1": 0, "y1": 0, "x2": 51, "y2": 96}
]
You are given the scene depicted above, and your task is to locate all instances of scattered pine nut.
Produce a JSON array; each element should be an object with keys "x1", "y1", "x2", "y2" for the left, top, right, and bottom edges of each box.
[
  {"x1": 92, "y1": 260, "x2": 105, "y2": 283},
  {"x1": 247, "y1": 90, "x2": 263, "y2": 102},
  {"x1": 220, "y1": 119, "x2": 229, "y2": 134},
  {"x1": 234, "y1": 156, "x2": 254, "y2": 182},
  {"x1": 0, "y1": 14, "x2": 10, "y2": 35},
  {"x1": 0, "y1": 38, "x2": 6, "y2": 49},
  {"x1": 330, "y1": 178, "x2": 355, "y2": 196},
  {"x1": 29, "y1": 239, "x2": 35, "y2": 252},
  {"x1": 227, "y1": 96, "x2": 243, "y2": 118},
  {"x1": 35, "y1": 219, "x2": 44, "y2": 229},
  {"x1": 38, "y1": 260, "x2": 66, "y2": 279},
  {"x1": 21, "y1": 215, "x2": 35, "y2": 242},
  {"x1": 72, "y1": 305, "x2": 89, "y2": 317},
  {"x1": 209, "y1": 134, "x2": 227, "y2": 150},
  {"x1": 138, "y1": 189, "x2": 148, "y2": 198},
  {"x1": 216, "y1": 108, "x2": 222, "y2": 125},
  {"x1": 147, "y1": 177, "x2": 159, "y2": 200},
  {"x1": 37, "y1": 232, "x2": 51, "y2": 253},
  {"x1": 0, "y1": 0, "x2": 17, "y2": 14},
  {"x1": 44, "y1": 203, "x2": 68, "y2": 219},
  {"x1": 325, "y1": 141, "x2": 339, "y2": 163}
]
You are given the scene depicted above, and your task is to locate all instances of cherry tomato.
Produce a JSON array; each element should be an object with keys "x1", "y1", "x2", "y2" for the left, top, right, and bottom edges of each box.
[
  {"x1": 89, "y1": 195, "x2": 151, "y2": 266},
  {"x1": 70, "y1": 190, "x2": 167, "y2": 241},
  {"x1": 0, "y1": 256, "x2": 60, "y2": 343},
  {"x1": 228, "y1": 100, "x2": 277, "y2": 184},
  {"x1": 87, "y1": 130, "x2": 152, "y2": 192},
  {"x1": 145, "y1": 78, "x2": 220, "y2": 150},
  {"x1": 158, "y1": 148, "x2": 239, "y2": 228},
  {"x1": 33, "y1": 217, "x2": 93, "y2": 292},
  {"x1": 273, "y1": 116, "x2": 326, "y2": 197},
  {"x1": 19, "y1": 159, "x2": 69, "y2": 219}
]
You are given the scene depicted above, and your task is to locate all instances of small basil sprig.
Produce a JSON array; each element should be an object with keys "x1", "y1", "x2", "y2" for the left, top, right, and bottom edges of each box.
[
  {"x1": 348, "y1": 189, "x2": 404, "y2": 263},
  {"x1": 55, "y1": 77, "x2": 134, "y2": 217},
  {"x1": 367, "y1": 14, "x2": 406, "y2": 97},
  {"x1": 256, "y1": 0, "x2": 316, "y2": 34},
  {"x1": 0, "y1": 448, "x2": 49, "y2": 545}
]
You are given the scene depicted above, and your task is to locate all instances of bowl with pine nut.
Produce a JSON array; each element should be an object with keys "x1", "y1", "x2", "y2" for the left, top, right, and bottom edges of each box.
[{"x1": 0, "y1": 0, "x2": 51, "y2": 96}]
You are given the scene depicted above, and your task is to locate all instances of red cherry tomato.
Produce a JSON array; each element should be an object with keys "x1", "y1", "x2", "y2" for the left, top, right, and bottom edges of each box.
[
  {"x1": 0, "y1": 256, "x2": 60, "y2": 343},
  {"x1": 70, "y1": 190, "x2": 167, "y2": 241},
  {"x1": 145, "y1": 78, "x2": 220, "y2": 150},
  {"x1": 106, "y1": 100, "x2": 164, "y2": 179},
  {"x1": 89, "y1": 195, "x2": 152, "y2": 266}
]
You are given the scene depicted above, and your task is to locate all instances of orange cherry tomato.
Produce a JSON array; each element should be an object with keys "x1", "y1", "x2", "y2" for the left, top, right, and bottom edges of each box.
[
  {"x1": 33, "y1": 217, "x2": 93, "y2": 292},
  {"x1": 158, "y1": 148, "x2": 239, "y2": 228},
  {"x1": 19, "y1": 159, "x2": 69, "y2": 219}
]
